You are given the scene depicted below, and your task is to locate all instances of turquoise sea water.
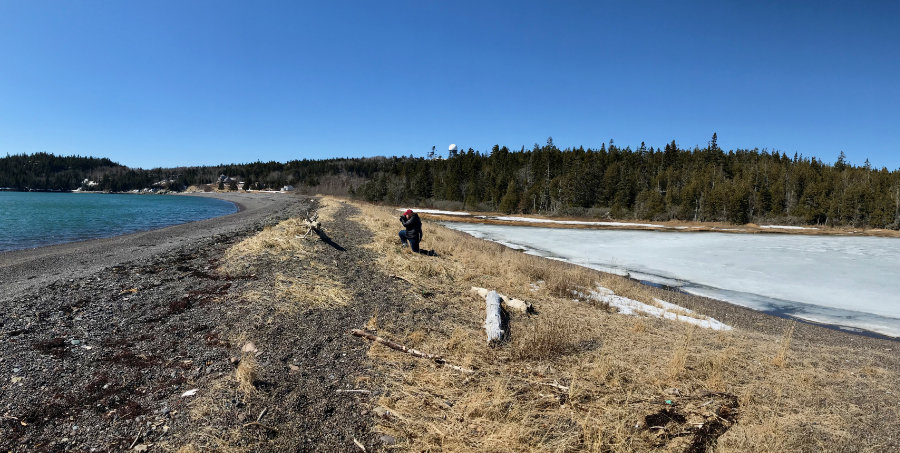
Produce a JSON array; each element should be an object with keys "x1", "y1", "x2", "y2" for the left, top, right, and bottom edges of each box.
[{"x1": 0, "y1": 192, "x2": 237, "y2": 252}]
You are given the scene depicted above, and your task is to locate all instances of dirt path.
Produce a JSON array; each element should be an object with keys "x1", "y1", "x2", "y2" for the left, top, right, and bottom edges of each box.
[{"x1": 0, "y1": 198, "x2": 423, "y2": 452}]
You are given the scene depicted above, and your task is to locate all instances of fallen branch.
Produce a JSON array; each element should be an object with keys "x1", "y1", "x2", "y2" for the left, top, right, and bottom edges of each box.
[
  {"x1": 389, "y1": 274, "x2": 411, "y2": 283},
  {"x1": 471, "y1": 287, "x2": 533, "y2": 313},
  {"x1": 350, "y1": 329, "x2": 474, "y2": 373},
  {"x1": 539, "y1": 381, "x2": 570, "y2": 392},
  {"x1": 256, "y1": 407, "x2": 268, "y2": 423},
  {"x1": 129, "y1": 428, "x2": 143, "y2": 450}
]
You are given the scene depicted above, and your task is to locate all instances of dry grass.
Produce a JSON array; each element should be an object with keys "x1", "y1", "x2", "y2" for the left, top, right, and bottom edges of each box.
[
  {"x1": 343, "y1": 199, "x2": 900, "y2": 452},
  {"x1": 242, "y1": 271, "x2": 351, "y2": 312},
  {"x1": 510, "y1": 313, "x2": 581, "y2": 361},
  {"x1": 219, "y1": 198, "x2": 351, "y2": 311},
  {"x1": 235, "y1": 354, "x2": 259, "y2": 395},
  {"x1": 771, "y1": 322, "x2": 796, "y2": 368},
  {"x1": 218, "y1": 217, "x2": 311, "y2": 276}
]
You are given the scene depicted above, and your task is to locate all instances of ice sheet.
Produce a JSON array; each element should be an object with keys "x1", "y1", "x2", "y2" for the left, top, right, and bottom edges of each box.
[{"x1": 444, "y1": 222, "x2": 900, "y2": 338}]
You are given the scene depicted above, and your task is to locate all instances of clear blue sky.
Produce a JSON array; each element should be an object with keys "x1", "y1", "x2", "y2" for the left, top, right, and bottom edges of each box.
[{"x1": 1, "y1": 1, "x2": 898, "y2": 169}]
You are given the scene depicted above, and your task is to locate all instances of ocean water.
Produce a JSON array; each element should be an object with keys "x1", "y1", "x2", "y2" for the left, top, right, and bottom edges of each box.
[
  {"x1": 443, "y1": 222, "x2": 900, "y2": 338},
  {"x1": 0, "y1": 192, "x2": 237, "y2": 252}
]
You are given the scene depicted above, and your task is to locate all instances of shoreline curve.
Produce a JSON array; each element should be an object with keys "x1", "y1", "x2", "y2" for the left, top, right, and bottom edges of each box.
[{"x1": 0, "y1": 192, "x2": 301, "y2": 296}]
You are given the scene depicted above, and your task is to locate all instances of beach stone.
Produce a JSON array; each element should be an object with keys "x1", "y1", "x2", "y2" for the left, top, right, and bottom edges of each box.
[{"x1": 380, "y1": 435, "x2": 396, "y2": 445}]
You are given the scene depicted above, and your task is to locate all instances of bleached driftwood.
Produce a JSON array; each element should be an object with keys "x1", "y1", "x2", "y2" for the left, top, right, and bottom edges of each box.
[
  {"x1": 470, "y1": 286, "x2": 532, "y2": 313},
  {"x1": 350, "y1": 329, "x2": 474, "y2": 373},
  {"x1": 484, "y1": 290, "x2": 504, "y2": 343},
  {"x1": 303, "y1": 211, "x2": 321, "y2": 238}
]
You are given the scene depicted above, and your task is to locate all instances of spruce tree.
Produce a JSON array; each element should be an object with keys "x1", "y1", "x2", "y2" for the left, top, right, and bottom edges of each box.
[{"x1": 499, "y1": 180, "x2": 519, "y2": 213}]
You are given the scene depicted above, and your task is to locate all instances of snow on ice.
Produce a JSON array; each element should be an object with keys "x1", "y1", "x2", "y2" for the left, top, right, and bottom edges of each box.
[
  {"x1": 398, "y1": 208, "x2": 471, "y2": 216},
  {"x1": 476, "y1": 215, "x2": 665, "y2": 228},
  {"x1": 760, "y1": 225, "x2": 819, "y2": 230},
  {"x1": 577, "y1": 286, "x2": 731, "y2": 330}
]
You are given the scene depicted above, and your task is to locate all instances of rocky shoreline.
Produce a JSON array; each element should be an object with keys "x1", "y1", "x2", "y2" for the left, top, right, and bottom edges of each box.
[{"x1": 0, "y1": 192, "x2": 312, "y2": 451}]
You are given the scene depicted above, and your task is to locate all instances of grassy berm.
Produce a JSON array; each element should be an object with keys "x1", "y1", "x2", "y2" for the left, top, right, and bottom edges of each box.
[{"x1": 3, "y1": 196, "x2": 897, "y2": 452}]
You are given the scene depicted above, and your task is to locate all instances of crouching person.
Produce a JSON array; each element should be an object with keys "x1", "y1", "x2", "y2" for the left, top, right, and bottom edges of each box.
[{"x1": 398, "y1": 209, "x2": 423, "y2": 253}]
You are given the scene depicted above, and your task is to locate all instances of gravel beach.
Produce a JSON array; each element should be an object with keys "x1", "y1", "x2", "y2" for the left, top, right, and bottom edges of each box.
[{"x1": 0, "y1": 192, "x2": 318, "y2": 451}]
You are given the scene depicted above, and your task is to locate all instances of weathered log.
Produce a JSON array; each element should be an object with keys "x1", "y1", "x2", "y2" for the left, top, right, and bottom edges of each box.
[
  {"x1": 470, "y1": 286, "x2": 532, "y2": 313},
  {"x1": 484, "y1": 290, "x2": 504, "y2": 343},
  {"x1": 350, "y1": 329, "x2": 474, "y2": 373},
  {"x1": 504, "y1": 298, "x2": 531, "y2": 313},
  {"x1": 302, "y1": 211, "x2": 321, "y2": 238}
]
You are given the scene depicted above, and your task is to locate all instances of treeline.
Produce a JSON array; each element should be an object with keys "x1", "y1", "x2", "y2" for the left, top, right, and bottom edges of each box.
[
  {"x1": 352, "y1": 137, "x2": 900, "y2": 229},
  {"x1": 0, "y1": 153, "x2": 123, "y2": 191},
  {"x1": 0, "y1": 153, "x2": 364, "y2": 192},
  {"x1": 4, "y1": 138, "x2": 900, "y2": 229}
]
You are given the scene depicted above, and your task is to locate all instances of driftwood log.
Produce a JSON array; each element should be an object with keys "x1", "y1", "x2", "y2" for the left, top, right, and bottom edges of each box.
[
  {"x1": 470, "y1": 286, "x2": 532, "y2": 313},
  {"x1": 350, "y1": 329, "x2": 474, "y2": 373},
  {"x1": 484, "y1": 290, "x2": 504, "y2": 343},
  {"x1": 303, "y1": 211, "x2": 321, "y2": 238}
]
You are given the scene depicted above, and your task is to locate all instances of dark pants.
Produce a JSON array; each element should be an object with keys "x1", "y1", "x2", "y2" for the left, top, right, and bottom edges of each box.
[{"x1": 399, "y1": 230, "x2": 420, "y2": 253}]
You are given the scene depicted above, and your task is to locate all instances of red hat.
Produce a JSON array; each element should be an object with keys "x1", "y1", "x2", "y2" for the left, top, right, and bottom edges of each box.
[{"x1": 403, "y1": 209, "x2": 413, "y2": 216}]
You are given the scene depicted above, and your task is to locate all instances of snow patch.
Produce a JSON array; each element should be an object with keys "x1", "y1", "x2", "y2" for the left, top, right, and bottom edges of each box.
[
  {"x1": 580, "y1": 286, "x2": 731, "y2": 331},
  {"x1": 760, "y1": 225, "x2": 818, "y2": 230},
  {"x1": 477, "y1": 215, "x2": 664, "y2": 228},
  {"x1": 398, "y1": 208, "x2": 471, "y2": 216}
]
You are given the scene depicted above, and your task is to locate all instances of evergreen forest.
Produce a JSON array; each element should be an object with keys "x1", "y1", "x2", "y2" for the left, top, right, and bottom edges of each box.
[{"x1": 2, "y1": 136, "x2": 899, "y2": 229}]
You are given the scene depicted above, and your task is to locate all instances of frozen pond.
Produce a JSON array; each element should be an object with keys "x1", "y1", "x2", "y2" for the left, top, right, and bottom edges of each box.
[{"x1": 443, "y1": 222, "x2": 900, "y2": 338}]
